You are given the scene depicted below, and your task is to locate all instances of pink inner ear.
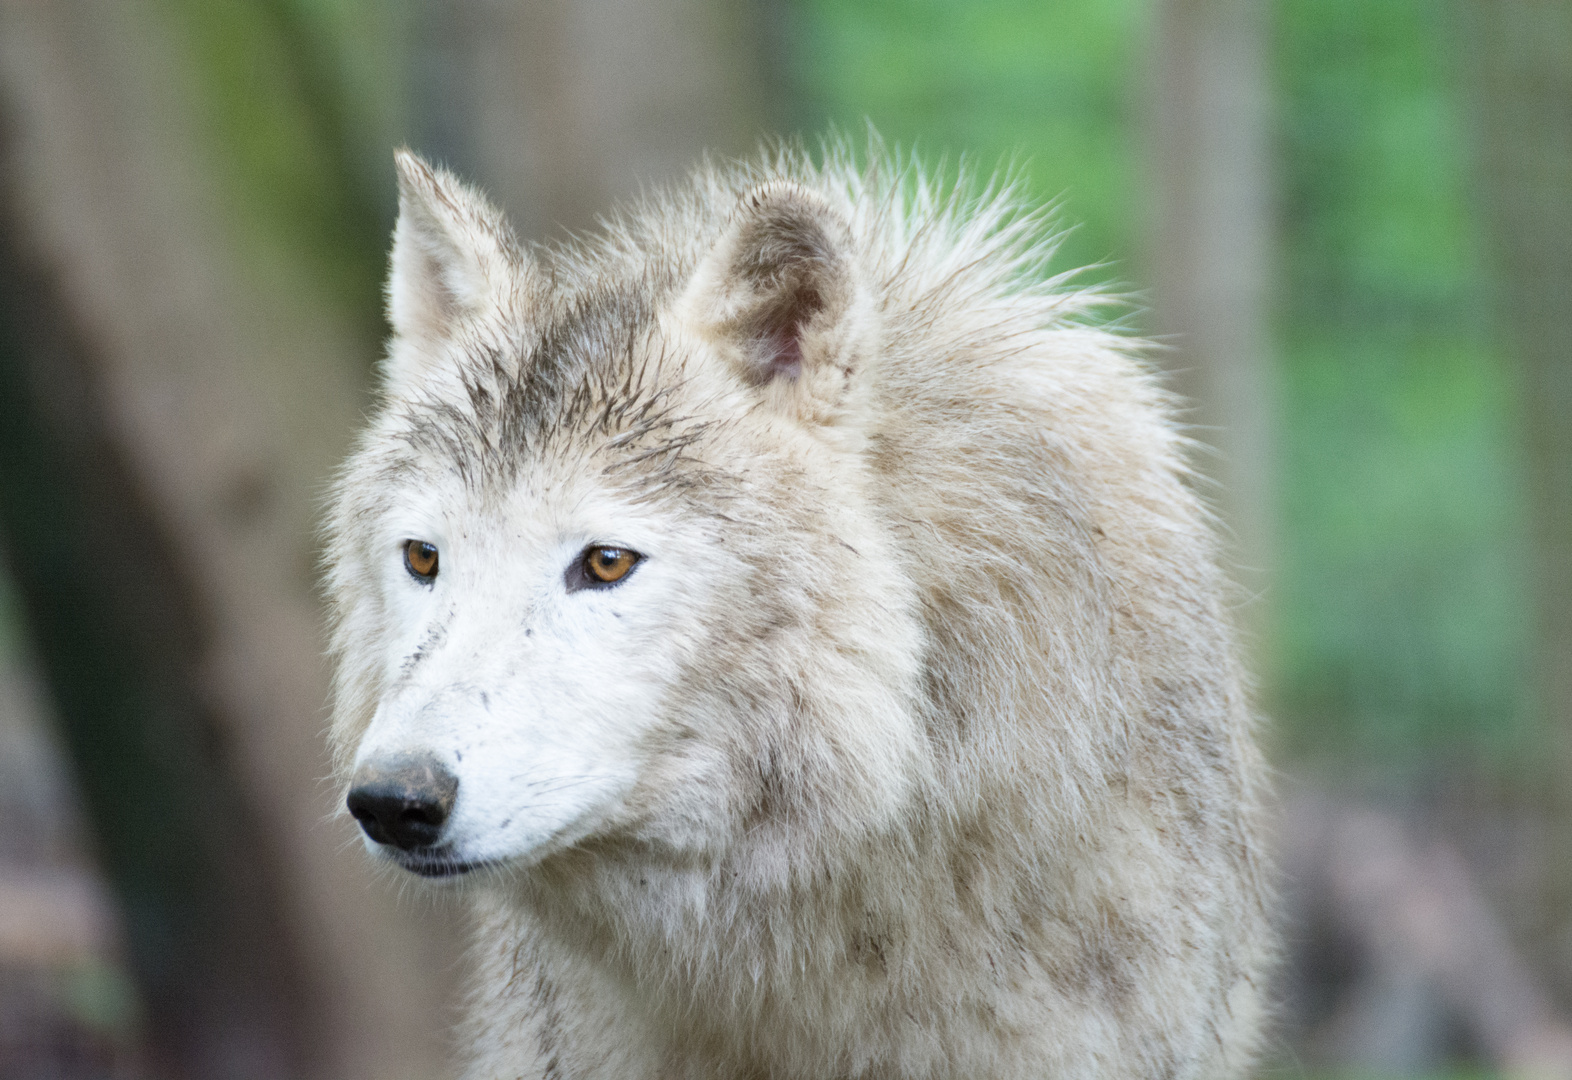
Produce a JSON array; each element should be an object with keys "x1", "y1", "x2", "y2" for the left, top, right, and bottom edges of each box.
[
  {"x1": 753, "y1": 284, "x2": 821, "y2": 383},
  {"x1": 762, "y1": 325, "x2": 804, "y2": 381}
]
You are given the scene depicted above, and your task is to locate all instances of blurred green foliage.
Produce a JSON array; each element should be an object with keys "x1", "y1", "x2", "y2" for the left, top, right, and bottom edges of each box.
[
  {"x1": 795, "y1": 0, "x2": 1532, "y2": 766},
  {"x1": 1273, "y1": 0, "x2": 1529, "y2": 763},
  {"x1": 153, "y1": 0, "x2": 397, "y2": 323},
  {"x1": 793, "y1": 0, "x2": 1146, "y2": 277}
]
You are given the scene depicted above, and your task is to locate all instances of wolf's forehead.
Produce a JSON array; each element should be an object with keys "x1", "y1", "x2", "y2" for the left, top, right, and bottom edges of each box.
[{"x1": 387, "y1": 281, "x2": 724, "y2": 498}]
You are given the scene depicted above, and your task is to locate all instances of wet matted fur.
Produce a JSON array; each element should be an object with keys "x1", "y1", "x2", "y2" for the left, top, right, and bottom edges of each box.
[{"x1": 323, "y1": 142, "x2": 1275, "y2": 1079}]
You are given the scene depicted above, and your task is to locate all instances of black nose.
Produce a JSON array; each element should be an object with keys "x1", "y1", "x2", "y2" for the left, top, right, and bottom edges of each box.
[{"x1": 346, "y1": 755, "x2": 459, "y2": 851}]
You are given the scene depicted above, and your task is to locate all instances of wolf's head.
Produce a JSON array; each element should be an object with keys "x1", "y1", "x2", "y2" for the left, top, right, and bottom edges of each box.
[{"x1": 324, "y1": 153, "x2": 929, "y2": 882}]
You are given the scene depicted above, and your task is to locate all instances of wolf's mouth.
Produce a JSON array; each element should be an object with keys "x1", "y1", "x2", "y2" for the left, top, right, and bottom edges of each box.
[{"x1": 393, "y1": 849, "x2": 489, "y2": 879}]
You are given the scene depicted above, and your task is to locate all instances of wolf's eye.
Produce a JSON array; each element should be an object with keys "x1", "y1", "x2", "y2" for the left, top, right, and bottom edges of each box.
[
  {"x1": 586, "y1": 546, "x2": 637, "y2": 583},
  {"x1": 404, "y1": 540, "x2": 439, "y2": 582},
  {"x1": 568, "y1": 545, "x2": 640, "y2": 591}
]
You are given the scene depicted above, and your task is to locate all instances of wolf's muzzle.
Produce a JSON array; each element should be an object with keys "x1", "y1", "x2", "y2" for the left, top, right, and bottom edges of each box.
[{"x1": 347, "y1": 753, "x2": 459, "y2": 851}]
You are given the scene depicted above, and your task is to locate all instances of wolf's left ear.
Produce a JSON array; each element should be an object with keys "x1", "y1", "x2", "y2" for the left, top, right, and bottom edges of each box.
[
  {"x1": 680, "y1": 182, "x2": 872, "y2": 416},
  {"x1": 385, "y1": 150, "x2": 523, "y2": 393}
]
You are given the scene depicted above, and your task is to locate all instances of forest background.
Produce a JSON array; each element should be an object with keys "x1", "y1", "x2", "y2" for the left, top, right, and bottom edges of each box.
[{"x1": 0, "y1": 1, "x2": 1567, "y2": 1078}]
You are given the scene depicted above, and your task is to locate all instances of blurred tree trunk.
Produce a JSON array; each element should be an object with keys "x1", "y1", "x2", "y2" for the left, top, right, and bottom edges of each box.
[
  {"x1": 1146, "y1": 0, "x2": 1277, "y2": 638},
  {"x1": 407, "y1": 0, "x2": 771, "y2": 239},
  {"x1": 0, "y1": 134, "x2": 314, "y2": 1080},
  {"x1": 0, "y1": 2, "x2": 459, "y2": 1077},
  {"x1": 1465, "y1": 1, "x2": 1572, "y2": 783},
  {"x1": 1464, "y1": 0, "x2": 1572, "y2": 995}
]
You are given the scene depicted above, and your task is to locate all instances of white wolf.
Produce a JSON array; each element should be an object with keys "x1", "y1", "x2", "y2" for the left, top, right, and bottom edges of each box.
[{"x1": 324, "y1": 144, "x2": 1274, "y2": 1079}]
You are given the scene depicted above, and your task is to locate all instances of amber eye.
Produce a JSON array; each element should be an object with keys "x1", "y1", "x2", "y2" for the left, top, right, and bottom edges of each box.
[
  {"x1": 404, "y1": 539, "x2": 439, "y2": 582},
  {"x1": 583, "y1": 545, "x2": 638, "y2": 585}
]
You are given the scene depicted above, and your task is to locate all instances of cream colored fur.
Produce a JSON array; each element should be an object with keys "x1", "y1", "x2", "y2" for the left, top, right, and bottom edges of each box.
[{"x1": 323, "y1": 143, "x2": 1275, "y2": 1079}]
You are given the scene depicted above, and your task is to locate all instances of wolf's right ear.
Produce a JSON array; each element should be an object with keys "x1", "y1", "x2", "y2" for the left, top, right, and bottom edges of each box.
[
  {"x1": 385, "y1": 150, "x2": 523, "y2": 393},
  {"x1": 678, "y1": 182, "x2": 874, "y2": 422}
]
